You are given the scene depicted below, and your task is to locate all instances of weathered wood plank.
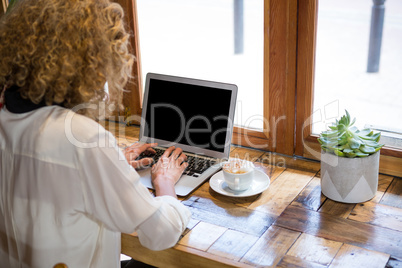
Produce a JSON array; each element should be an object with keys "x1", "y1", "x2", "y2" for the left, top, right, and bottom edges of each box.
[
  {"x1": 178, "y1": 221, "x2": 227, "y2": 251},
  {"x1": 207, "y1": 230, "x2": 259, "y2": 262},
  {"x1": 248, "y1": 169, "x2": 315, "y2": 216},
  {"x1": 381, "y1": 177, "x2": 402, "y2": 209},
  {"x1": 124, "y1": 126, "x2": 140, "y2": 139},
  {"x1": 318, "y1": 199, "x2": 355, "y2": 219},
  {"x1": 253, "y1": 161, "x2": 286, "y2": 184},
  {"x1": 186, "y1": 217, "x2": 200, "y2": 230},
  {"x1": 277, "y1": 255, "x2": 327, "y2": 268},
  {"x1": 378, "y1": 174, "x2": 395, "y2": 192},
  {"x1": 183, "y1": 197, "x2": 275, "y2": 237},
  {"x1": 180, "y1": 221, "x2": 199, "y2": 238},
  {"x1": 291, "y1": 176, "x2": 326, "y2": 211},
  {"x1": 369, "y1": 174, "x2": 395, "y2": 203},
  {"x1": 348, "y1": 202, "x2": 402, "y2": 232},
  {"x1": 241, "y1": 226, "x2": 300, "y2": 267},
  {"x1": 230, "y1": 147, "x2": 266, "y2": 162},
  {"x1": 386, "y1": 256, "x2": 402, "y2": 268},
  {"x1": 329, "y1": 244, "x2": 389, "y2": 268},
  {"x1": 121, "y1": 233, "x2": 254, "y2": 268},
  {"x1": 286, "y1": 233, "x2": 342, "y2": 266},
  {"x1": 274, "y1": 205, "x2": 402, "y2": 258},
  {"x1": 371, "y1": 190, "x2": 386, "y2": 204},
  {"x1": 260, "y1": 152, "x2": 321, "y2": 172}
]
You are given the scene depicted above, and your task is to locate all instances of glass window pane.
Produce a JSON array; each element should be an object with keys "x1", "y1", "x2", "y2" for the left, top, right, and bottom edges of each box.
[
  {"x1": 313, "y1": 0, "x2": 402, "y2": 148},
  {"x1": 137, "y1": 0, "x2": 264, "y2": 129}
]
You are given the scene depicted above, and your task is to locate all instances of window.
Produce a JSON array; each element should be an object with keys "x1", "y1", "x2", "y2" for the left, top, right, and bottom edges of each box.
[
  {"x1": 136, "y1": 0, "x2": 264, "y2": 130},
  {"x1": 313, "y1": 0, "x2": 402, "y2": 149},
  {"x1": 295, "y1": 0, "x2": 402, "y2": 177}
]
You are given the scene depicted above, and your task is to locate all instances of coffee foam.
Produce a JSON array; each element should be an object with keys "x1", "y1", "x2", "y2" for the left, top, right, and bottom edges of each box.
[{"x1": 223, "y1": 159, "x2": 253, "y2": 174}]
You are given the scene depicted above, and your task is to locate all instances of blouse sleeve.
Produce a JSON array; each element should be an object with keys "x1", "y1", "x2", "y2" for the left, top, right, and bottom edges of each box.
[{"x1": 76, "y1": 129, "x2": 191, "y2": 250}]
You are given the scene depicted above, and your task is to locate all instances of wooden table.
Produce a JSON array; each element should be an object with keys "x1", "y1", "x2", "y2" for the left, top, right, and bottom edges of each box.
[{"x1": 107, "y1": 123, "x2": 402, "y2": 268}]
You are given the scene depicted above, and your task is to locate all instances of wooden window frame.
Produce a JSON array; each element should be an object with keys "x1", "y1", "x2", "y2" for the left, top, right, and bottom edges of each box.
[
  {"x1": 112, "y1": 0, "x2": 143, "y2": 124},
  {"x1": 121, "y1": 0, "x2": 401, "y2": 177},
  {"x1": 231, "y1": 0, "x2": 298, "y2": 156}
]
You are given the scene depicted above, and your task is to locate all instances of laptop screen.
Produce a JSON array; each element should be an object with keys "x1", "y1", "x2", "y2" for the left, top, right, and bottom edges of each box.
[{"x1": 140, "y1": 73, "x2": 237, "y2": 157}]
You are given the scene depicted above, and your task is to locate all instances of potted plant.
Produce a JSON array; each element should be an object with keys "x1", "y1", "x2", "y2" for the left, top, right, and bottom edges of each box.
[{"x1": 318, "y1": 110, "x2": 384, "y2": 203}]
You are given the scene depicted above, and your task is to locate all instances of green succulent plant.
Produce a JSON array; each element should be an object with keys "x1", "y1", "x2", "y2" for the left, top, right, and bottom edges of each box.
[{"x1": 318, "y1": 110, "x2": 384, "y2": 158}]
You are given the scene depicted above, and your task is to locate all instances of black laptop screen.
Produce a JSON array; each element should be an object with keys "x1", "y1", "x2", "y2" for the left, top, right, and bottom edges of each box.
[{"x1": 144, "y1": 78, "x2": 233, "y2": 153}]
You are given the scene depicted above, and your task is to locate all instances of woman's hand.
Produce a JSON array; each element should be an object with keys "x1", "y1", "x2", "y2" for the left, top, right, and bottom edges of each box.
[
  {"x1": 124, "y1": 142, "x2": 158, "y2": 169},
  {"x1": 151, "y1": 146, "x2": 188, "y2": 197}
]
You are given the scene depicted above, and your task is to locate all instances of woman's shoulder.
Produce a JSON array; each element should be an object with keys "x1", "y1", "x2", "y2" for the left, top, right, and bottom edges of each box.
[{"x1": 39, "y1": 106, "x2": 111, "y2": 146}]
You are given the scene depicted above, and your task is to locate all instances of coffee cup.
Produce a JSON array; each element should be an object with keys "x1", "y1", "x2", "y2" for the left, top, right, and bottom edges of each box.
[{"x1": 222, "y1": 159, "x2": 254, "y2": 191}]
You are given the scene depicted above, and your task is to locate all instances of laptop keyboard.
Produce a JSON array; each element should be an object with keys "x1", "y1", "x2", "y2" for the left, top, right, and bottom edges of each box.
[{"x1": 137, "y1": 148, "x2": 217, "y2": 177}]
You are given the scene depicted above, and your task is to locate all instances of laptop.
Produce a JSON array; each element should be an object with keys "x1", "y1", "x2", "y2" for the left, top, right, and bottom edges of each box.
[{"x1": 136, "y1": 73, "x2": 238, "y2": 196}]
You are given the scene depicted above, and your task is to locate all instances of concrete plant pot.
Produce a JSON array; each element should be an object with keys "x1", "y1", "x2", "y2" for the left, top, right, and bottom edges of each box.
[{"x1": 320, "y1": 150, "x2": 380, "y2": 203}]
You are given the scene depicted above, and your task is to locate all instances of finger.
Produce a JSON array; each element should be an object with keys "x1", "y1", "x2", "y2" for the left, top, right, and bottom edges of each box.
[
  {"x1": 179, "y1": 161, "x2": 189, "y2": 172},
  {"x1": 141, "y1": 157, "x2": 155, "y2": 166},
  {"x1": 124, "y1": 142, "x2": 142, "y2": 151},
  {"x1": 145, "y1": 142, "x2": 158, "y2": 149},
  {"x1": 176, "y1": 153, "x2": 187, "y2": 163},
  {"x1": 162, "y1": 146, "x2": 175, "y2": 158},
  {"x1": 129, "y1": 160, "x2": 141, "y2": 169},
  {"x1": 145, "y1": 147, "x2": 156, "y2": 155},
  {"x1": 159, "y1": 156, "x2": 170, "y2": 168},
  {"x1": 137, "y1": 143, "x2": 157, "y2": 153},
  {"x1": 129, "y1": 158, "x2": 154, "y2": 169},
  {"x1": 170, "y1": 147, "x2": 183, "y2": 159},
  {"x1": 126, "y1": 142, "x2": 157, "y2": 153},
  {"x1": 126, "y1": 145, "x2": 154, "y2": 160}
]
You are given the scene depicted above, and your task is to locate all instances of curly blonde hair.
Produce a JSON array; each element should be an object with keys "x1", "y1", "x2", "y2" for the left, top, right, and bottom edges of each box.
[{"x1": 0, "y1": 0, "x2": 134, "y2": 117}]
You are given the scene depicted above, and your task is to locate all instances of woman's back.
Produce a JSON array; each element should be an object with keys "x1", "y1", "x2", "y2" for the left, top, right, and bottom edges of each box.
[{"x1": 0, "y1": 106, "x2": 120, "y2": 267}]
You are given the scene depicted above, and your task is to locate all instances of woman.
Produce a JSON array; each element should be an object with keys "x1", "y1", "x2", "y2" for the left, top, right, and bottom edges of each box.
[{"x1": 0, "y1": 0, "x2": 190, "y2": 267}]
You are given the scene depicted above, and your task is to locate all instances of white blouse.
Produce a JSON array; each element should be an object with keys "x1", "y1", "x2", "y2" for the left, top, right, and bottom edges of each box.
[{"x1": 0, "y1": 106, "x2": 191, "y2": 268}]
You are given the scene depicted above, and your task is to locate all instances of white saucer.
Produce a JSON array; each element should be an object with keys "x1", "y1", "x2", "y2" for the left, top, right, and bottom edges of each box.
[{"x1": 209, "y1": 170, "x2": 270, "y2": 197}]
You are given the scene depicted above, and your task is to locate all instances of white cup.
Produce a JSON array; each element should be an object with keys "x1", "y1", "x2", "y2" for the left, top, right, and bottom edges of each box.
[{"x1": 222, "y1": 159, "x2": 255, "y2": 191}]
